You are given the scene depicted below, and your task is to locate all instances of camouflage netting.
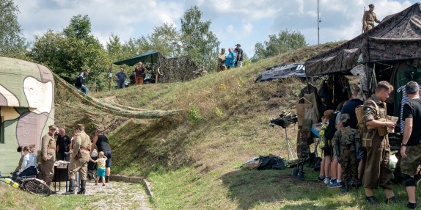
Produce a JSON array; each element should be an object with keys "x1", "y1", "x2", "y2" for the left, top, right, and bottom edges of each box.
[
  {"x1": 158, "y1": 55, "x2": 198, "y2": 83},
  {"x1": 54, "y1": 74, "x2": 181, "y2": 119}
]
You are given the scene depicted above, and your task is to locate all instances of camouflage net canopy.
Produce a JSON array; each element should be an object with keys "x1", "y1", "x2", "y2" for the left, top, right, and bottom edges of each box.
[
  {"x1": 114, "y1": 50, "x2": 198, "y2": 83},
  {"x1": 158, "y1": 55, "x2": 198, "y2": 83}
]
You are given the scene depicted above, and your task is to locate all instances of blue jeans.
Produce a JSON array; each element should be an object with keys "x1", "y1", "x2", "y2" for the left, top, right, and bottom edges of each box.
[{"x1": 76, "y1": 86, "x2": 88, "y2": 94}]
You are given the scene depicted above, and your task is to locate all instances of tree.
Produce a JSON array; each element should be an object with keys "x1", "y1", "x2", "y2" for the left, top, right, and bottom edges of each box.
[
  {"x1": 180, "y1": 6, "x2": 219, "y2": 71},
  {"x1": 0, "y1": 0, "x2": 27, "y2": 57},
  {"x1": 148, "y1": 23, "x2": 181, "y2": 57},
  {"x1": 251, "y1": 30, "x2": 307, "y2": 62},
  {"x1": 30, "y1": 15, "x2": 110, "y2": 90}
]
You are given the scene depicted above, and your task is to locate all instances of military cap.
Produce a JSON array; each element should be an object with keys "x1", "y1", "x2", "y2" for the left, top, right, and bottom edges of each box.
[
  {"x1": 339, "y1": 113, "x2": 350, "y2": 123},
  {"x1": 49, "y1": 125, "x2": 58, "y2": 130}
]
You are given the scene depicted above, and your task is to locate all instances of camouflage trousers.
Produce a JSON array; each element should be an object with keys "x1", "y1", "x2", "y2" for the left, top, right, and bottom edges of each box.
[
  {"x1": 401, "y1": 144, "x2": 421, "y2": 176},
  {"x1": 340, "y1": 144, "x2": 358, "y2": 185}
]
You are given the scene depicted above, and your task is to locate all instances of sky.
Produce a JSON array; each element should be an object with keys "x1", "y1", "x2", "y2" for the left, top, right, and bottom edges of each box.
[{"x1": 13, "y1": 0, "x2": 418, "y2": 57}]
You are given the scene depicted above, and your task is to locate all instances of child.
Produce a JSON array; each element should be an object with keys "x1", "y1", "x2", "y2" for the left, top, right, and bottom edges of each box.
[
  {"x1": 332, "y1": 113, "x2": 360, "y2": 192},
  {"x1": 90, "y1": 151, "x2": 107, "y2": 186},
  {"x1": 318, "y1": 110, "x2": 334, "y2": 184}
]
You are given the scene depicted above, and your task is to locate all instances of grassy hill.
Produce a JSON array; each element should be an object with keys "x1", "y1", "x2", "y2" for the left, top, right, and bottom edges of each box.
[
  {"x1": 4, "y1": 41, "x2": 411, "y2": 209},
  {"x1": 56, "y1": 41, "x2": 408, "y2": 209}
]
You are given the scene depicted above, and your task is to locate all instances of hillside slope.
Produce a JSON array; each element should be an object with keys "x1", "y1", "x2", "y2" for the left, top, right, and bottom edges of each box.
[{"x1": 56, "y1": 42, "x2": 358, "y2": 209}]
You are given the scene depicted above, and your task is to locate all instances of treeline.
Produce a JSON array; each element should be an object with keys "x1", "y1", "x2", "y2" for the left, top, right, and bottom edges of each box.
[{"x1": 1, "y1": 0, "x2": 307, "y2": 91}]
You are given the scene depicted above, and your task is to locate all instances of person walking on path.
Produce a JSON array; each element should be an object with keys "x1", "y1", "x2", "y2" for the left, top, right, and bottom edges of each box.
[
  {"x1": 90, "y1": 151, "x2": 107, "y2": 186},
  {"x1": 400, "y1": 81, "x2": 421, "y2": 210}
]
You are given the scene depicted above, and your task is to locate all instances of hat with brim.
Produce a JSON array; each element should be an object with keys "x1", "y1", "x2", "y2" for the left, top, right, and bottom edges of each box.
[
  {"x1": 235, "y1": 44, "x2": 241, "y2": 47},
  {"x1": 49, "y1": 125, "x2": 58, "y2": 130},
  {"x1": 96, "y1": 124, "x2": 105, "y2": 132}
]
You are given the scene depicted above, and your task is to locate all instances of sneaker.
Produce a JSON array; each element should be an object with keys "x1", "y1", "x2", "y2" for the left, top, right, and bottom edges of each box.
[
  {"x1": 318, "y1": 176, "x2": 325, "y2": 181},
  {"x1": 328, "y1": 180, "x2": 342, "y2": 188},
  {"x1": 323, "y1": 177, "x2": 330, "y2": 185}
]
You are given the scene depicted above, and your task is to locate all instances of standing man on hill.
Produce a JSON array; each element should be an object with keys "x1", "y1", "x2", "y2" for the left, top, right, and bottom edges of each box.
[
  {"x1": 134, "y1": 62, "x2": 146, "y2": 85},
  {"x1": 362, "y1": 81, "x2": 397, "y2": 205},
  {"x1": 362, "y1": 4, "x2": 381, "y2": 33},
  {"x1": 235, "y1": 44, "x2": 244, "y2": 68},
  {"x1": 400, "y1": 81, "x2": 421, "y2": 210},
  {"x1": 115, "y1": 67, "x2": 127, "y2": 89}
]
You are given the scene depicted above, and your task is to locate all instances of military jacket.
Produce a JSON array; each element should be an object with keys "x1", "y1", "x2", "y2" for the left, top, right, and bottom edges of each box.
[
  {"x1": 332, "y1": 127, "x2": 360, "y2": 145},
  {"x1": 362, "y1": 94, "x2": 387, "y2": 124},
  {"x1": 41, "y1": 133, "x2": 56, "y2": 160},
  {"x1": 363, "y1": 11, "x2": 380, "y2": 26}
]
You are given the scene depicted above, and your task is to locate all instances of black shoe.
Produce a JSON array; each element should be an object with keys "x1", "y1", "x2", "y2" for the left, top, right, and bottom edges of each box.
[
  {"x1": 342, "y1": 185, "x2": 350, "y2": 193},
  {"x1": 366, "y1": 196, "x2": 379, "y2": 205},
  {"x1": 407, "y1": 202, "x2": 416, "y2": 209},
  {"x1": 385, "y1": 196, "x2": 399, "y2": 204},
  {"x1": 317, "y1": 176, "x2": 325, "y2": 181},
  {"x1": 77, "y1": 180, "x2": 86, "y2": 194}
]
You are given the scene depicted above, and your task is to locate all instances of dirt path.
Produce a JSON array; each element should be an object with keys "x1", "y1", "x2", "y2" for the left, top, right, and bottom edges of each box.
[{"x1": 54, "y1": 180, "x2": 152, "y2": 209}]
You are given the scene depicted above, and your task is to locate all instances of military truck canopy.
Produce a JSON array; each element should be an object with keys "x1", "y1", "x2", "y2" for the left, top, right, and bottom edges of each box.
[{"x1": 305, "y1": 3, "x2": 421, "y2": 76}]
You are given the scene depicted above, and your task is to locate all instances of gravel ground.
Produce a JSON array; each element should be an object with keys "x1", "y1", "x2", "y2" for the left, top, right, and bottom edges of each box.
[{"x1": 54, "y1": 179, "x2": 152, "y2": 210}]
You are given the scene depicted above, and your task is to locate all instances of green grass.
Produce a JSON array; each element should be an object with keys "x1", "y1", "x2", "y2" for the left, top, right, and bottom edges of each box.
[
  {"x1": 11, "y1": 41, "x2": 402, "y2": 209},
  {"x1": 0, "y1": 183, "x2": 92, "y2": 209}
]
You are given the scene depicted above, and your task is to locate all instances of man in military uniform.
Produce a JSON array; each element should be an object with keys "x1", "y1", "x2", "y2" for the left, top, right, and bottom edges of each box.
[
  {"x1": 363, "y1": 4, "x2": 381, "y2": 33},
  {"x1": 362, "y1": 81, "x2": 397, "y2": 205},
  {"x1": 65, "y1": 124, "x2": 91, "y2": 195},
  {"x1": 41, "y1": 125, "x2": 57, "y2": 187}
]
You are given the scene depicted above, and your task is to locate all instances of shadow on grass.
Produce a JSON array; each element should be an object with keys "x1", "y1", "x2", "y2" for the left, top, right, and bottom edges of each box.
[{"x1": 220, "y1": 167, "x2": 410, "y2": 209}]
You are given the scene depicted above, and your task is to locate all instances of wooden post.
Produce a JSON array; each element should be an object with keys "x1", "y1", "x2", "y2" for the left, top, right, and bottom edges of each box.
[{"x1": 108, "y1": 63, "x2": 112, "y2": 91}]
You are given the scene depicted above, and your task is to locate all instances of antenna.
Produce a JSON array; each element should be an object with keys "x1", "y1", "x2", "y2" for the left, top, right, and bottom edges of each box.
[{"x1": 317, "y1": 0, "x2": 321, "y2": 45}]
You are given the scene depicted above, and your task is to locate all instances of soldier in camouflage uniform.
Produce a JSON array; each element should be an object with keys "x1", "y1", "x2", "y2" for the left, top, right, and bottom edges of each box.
[
  {"x1": 41, "y1": 125, "x2": 57, "y2": 187},
  {"x1": 65, "y1": 124, "x2": 91, "y2": 195},
  {"x1": 332, "y1": 114, "x2": 360, "y2": 192},
  {"x1": 362, "y1": 81, "x2": 397, "y2": 205},
  {"x1": 363, "y1": 4, "x2": 381, "y2": 33}
]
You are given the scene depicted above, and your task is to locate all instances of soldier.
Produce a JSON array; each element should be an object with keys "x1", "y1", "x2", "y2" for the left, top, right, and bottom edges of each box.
[
  {"x1": 333, "y1": 114, "x2": 360, "y2": 192},
  {"x1": 41, "y1": 125, "x2": 57, "y2": 187},
  {"x1": 362, "y1": 81, "x2": 397, "y2": 205},
  {"x1": 65, "y1": 124, "x2": 91, "y2": 195},
  {"x1": 362, "y1": 4, "x2": 381, "y2": 33}
]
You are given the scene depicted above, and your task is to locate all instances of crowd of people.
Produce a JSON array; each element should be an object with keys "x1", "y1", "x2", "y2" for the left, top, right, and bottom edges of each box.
[
  {"x1": 218, "y1": 44, "x2": 244, "y2": 71},
  {"x1": 14, "y1": 124, "x2": 113, "y2": 195},
  {"x1": 315, "y1": 80, "x2": 421, "y2": 209}
]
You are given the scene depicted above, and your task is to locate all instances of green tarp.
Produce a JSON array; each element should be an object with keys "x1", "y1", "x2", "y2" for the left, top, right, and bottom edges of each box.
[{"x1": 113, "y1": 50, "x2": 159, "y2": 66}]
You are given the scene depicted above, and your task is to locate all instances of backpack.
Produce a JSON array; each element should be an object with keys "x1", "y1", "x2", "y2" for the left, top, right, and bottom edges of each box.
[{"x1": 355, "y1": 100, "x2": 378, "y2": 147}]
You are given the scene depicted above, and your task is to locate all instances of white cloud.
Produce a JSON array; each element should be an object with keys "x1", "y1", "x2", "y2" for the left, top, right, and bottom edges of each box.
[
  {"x1": 243, "y1": 23, "x2": 253, "y2": 34},
  {"x1": 13, "y1": 0, "x2": 421, "y2": 58},
  {"x1": 226, "y1": 25, "x2": 234, "y2": 34}
]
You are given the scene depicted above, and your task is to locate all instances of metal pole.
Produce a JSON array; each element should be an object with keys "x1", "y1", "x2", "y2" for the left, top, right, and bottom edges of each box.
[{"x1": 317, "y1": 0, "x2": 320, "y2": 45}]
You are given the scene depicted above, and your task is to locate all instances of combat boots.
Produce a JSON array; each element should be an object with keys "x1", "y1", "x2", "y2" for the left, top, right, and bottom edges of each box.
[
  {"x1": 64, "y1": 179, "x2": 75, "y2": 195},
  {"x1": 77, "y1": 180, "x2": 86, "y2": 194}
]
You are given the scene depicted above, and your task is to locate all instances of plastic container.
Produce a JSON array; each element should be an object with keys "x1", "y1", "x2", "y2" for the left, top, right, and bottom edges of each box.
[{"x1": 5, "y1": 178, "x2": 19, "y2": 189}]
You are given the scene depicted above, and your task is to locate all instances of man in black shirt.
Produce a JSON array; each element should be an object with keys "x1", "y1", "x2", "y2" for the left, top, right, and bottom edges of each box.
[
  {"x1": 235, "y1": 44, "x2": 244, "y2": 68},
  {"x1": 75, "y1": 69, "x2": 89, "y2": 94},
  {"x1": 56, "y1": 127, "x2": 71, "y2": 161},
  {"x1": 400, "y1": 81, "x2": 421, "y2": 210}
]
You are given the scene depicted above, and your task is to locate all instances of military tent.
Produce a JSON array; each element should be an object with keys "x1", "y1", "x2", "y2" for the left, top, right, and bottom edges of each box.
[{"x1": 305, "y1": 3, "x2": 421, "y2": 77}]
